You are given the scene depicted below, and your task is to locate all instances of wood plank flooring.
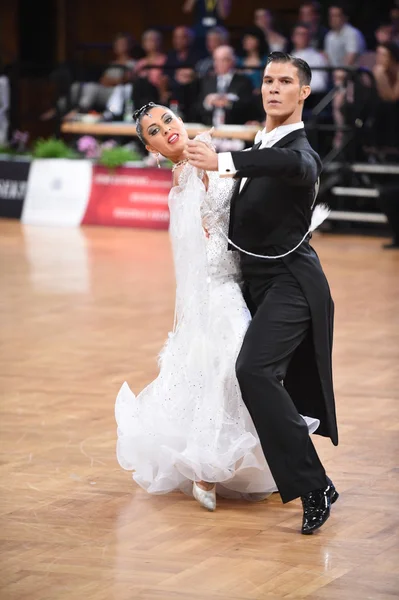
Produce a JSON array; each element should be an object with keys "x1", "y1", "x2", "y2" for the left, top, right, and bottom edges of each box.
[{"x1": 0, "y1": 220, "x2": 398, "y2": 600}]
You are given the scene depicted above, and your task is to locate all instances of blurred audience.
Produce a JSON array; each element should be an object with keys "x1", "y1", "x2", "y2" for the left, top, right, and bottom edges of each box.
[
  {"x1": 298, "y1": 1, "x2": 328, "y2": 51},
  {"x1": 237, "y1": 27, "x2": 268, "y2": 90},
  {"x1": 98, "y1": 33, "x2": 137, "y2": 86},
  {"x1": 42, "y1": 33, "x2": 137, "y2": 120},
  {"x1": 194, "y1": 45, "x2": 253, "y2": 126},
  {"x1": 254, "y1": 8, "x2": 288, "y2": 53},
  {"x1": 196, "y1": 26, "x2": 230, "y2": 77},
  {"x1": 45, "y1": 3, "x2": 399, "y2": 165}
]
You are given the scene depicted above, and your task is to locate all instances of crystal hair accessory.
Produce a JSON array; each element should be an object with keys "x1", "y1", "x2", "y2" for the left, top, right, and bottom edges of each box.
[{"x1": 132, "y1": 102, "x2": 157, "y2": 122}]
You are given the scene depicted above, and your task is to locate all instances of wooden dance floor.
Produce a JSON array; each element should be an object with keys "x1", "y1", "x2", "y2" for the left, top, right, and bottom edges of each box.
[{"x1": 0, "y1": 219, "x2": 398, "y2": 600}]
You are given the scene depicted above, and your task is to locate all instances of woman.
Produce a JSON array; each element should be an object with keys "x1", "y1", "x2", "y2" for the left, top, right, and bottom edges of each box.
[
  {"x1": 237, "y1": 27, "x2": 268, "y2": 90},
  {"x1": 115, "y1": 103, "x2": 320, "y2": 510},
  {"x1": 372, "y1": 43, "x2": 399, "y2": 248},
  {"x1": 134, "y1": 30, "x2": 167, "y2": 100},
  {"x1": 372, "y1": 43, "x2": 399, "y2": 150}
]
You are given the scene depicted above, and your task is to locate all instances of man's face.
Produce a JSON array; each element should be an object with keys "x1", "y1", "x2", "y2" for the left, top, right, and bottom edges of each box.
[
  {"x1": 292, "y1": 26, "x2": 311, "y2": 50},
  {"x1": 262, "y1": 61, "x2": 308, "y2": 119},
  {"x1": 206, "y1": 32, "x2": 223, "y2": 54},
  {"x1": 173, "y1": 27, "x2": 191, "y2": 51},
  {"x1": 329, "y1": 7, "x2": 346, "y2": 30},
  {"x1": 213, "y1": 47, "x2": 234, "y2": 75},
  {"x1": 299, "y1": 5, "x2": 316, "y2": 24}
]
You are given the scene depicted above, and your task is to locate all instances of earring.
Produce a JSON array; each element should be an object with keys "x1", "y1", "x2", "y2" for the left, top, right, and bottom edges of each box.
[{"x1": 156, "y1": 153, "x2": 161, "y2": 168}]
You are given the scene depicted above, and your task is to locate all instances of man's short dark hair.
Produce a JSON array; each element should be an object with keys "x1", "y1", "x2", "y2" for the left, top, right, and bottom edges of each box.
[
  {"x1": 293, "y1": 22, "x2": 312, "y2": 32},
  {"x1": 300, "y1": 1, "x2": 321, "y2": 13},
  {"x1": 266, "y1": 52, "x2": 312, "y2": 86},
  {"x1": 329, "y1": 3, "x2": 349, "y2": 17}
]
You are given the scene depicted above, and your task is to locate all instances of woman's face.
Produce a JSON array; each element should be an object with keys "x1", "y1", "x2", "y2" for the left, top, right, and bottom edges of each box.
[
  {"x1": 143, "y1": 31, "x2": 161, "y2": 54},
  {"x1": 243, "y1": 34, "x2": 260, "y2": 54},
  {"x1": 141, "y1": 106, "x2": 188, "y2": 161},
  {"x1": 376, "y1": 46, "x2": 393, "y2": 69},
  {"x1": 114, "y1": 36, "x2": 129, "y2": 57}
]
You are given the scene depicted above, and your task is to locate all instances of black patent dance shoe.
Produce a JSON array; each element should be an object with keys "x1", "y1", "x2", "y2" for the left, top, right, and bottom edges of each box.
[{"x1": 301, "y1": 477, "x2": 339, "y2": 535}]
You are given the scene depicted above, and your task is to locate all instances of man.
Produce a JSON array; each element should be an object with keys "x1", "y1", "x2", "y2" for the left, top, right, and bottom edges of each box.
[
  {"x1": 187, "y1": 53, "x2": 339, "y2": 535},
  {"x1": 196, "y1": 26, "x2": 230, "y2": 78},
  {"x1": 291, "y1": 23, "x2": 329, "y2": 108},
  {"x1": 298, "y1": 1, "x2": 328, "y2": 51},
  {"x1": 164, "y1": 26, "x2": 201, "y2": 75},
  {"x1": 194, "y1": 45, "x2": 253, "y2": 126},
  {"x1": 324, "y1": 4, "x2": 366, "y2": 67}
]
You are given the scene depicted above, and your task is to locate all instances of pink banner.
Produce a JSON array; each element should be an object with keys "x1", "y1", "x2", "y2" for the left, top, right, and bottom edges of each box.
[{"x1": 82, "y1": 166, "x2": 172, "y2": 229}]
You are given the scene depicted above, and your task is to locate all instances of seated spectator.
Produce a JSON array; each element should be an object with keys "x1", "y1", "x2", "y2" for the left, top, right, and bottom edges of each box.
[
  {"x1": 106, "y1": 30, "x2": 168, "y2": 119},
  {"x1": 237, "y1": 27, "x2": 268, "y2": 90},
  {"x1": 254, "y1": 8, "x2": 287, "y2": 53},
  {"x1": 291, "y1": 23, "x2": 329, "y2": 109},
  {"x1": 196, "y1": 26, "x2": 230, "y2": 78},
  {"x1": 372, "y1": 43, "x2": 399, "y2": 150},
  {"x1": 134, "y1": 29, "x2": 167, "y2": 100},
  {"x1": 359, "y1": 22, "x2": 396, "y2": 70},
  {"x1": 298, "y1": 1, "x2": 328, "y2": 51},
  {"x1": 194, "y1": 45, "x2": 254, "y2": 126},
  {"x1": 183, "y1": 0, "x2": 231, "y2": 51},
  {"x1": 373, "y1": 43, "x2": 399, "y2": 101},
  {"x1": 164, "y1": 26, "x2": 201, "y2": 75},
  {"x1": 42, "y1": 33, "x2": 137, "y2": 120},
  {"x1": 167, "y1": 68, "x2": 199, "y2": 121},
  {"x1": 324, "y1": 4, "x2": 366, "y2": 67},
  {"x1": 98, "y1": 33, "x2": 137, "y2": 87}
]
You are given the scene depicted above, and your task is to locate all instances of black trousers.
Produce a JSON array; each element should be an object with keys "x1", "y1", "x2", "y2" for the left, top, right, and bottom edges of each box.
[{"x1": 236, "y1": 270, "x2": 327, "y2": 503}]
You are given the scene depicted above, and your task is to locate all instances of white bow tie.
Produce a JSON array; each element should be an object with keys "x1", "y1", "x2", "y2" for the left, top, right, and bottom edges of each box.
[
  {"x1": 254, "y1": 129, "x2": 264, "y2": 145},
  {"x1": 254, "y1": 129, "x2": 276, "y2": 146}
]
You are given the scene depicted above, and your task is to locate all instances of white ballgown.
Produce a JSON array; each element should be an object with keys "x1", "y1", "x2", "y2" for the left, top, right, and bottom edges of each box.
[{"x1": 115, "y1": 141, "x2": 319, "y2": 499}]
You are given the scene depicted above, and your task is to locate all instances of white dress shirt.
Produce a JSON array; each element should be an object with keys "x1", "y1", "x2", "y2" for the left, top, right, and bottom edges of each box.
[{"x1": 218, "y1": 121, "x2": 304, "y2": 191}]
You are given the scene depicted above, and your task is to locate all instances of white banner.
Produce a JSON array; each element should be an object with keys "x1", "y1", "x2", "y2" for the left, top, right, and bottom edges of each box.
[{"x1": 22, "y1": 159, "x2": 92, "y2": 226}]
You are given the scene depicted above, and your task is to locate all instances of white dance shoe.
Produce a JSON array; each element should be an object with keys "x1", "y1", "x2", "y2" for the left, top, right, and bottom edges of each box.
[{"x1": 193, "y1": 482, "x2": 216, "y2": 511}]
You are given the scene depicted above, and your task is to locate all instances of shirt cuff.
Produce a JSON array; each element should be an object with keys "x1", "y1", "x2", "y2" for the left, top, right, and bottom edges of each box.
[{"x1": 218, "y1": 152, "x2": 236, "y2": 178}]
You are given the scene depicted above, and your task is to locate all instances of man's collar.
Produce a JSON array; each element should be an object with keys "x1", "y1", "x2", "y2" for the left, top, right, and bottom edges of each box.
[{"x1": 254, "y1": 121, "x2": 304, "y2": 145}]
